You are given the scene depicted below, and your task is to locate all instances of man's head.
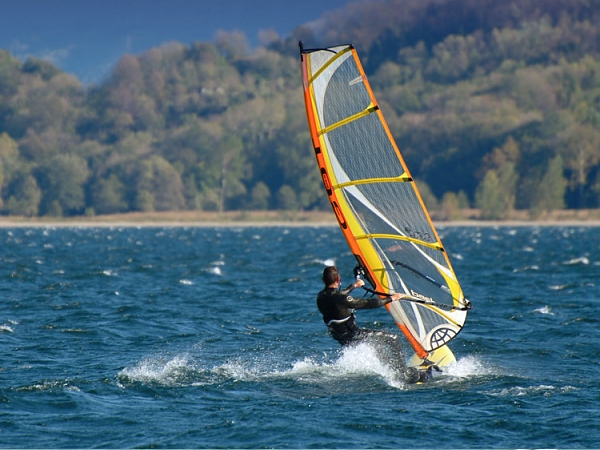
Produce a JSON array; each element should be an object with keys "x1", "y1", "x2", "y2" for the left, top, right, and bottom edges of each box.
[{"x1": 322, "y1": 266, "x2": 340, "y2": 286}]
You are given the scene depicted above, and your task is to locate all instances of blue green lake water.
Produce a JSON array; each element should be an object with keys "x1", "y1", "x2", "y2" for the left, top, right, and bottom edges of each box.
[{"x1": 0, "y1": 225, "x2": 598, "y2": 448}]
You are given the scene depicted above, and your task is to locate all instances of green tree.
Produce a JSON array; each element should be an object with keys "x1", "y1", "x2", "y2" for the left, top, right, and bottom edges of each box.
[
  {"x1": 248, "y1": 182, "x2": 270, "y2": 210},
  {"x1": 217, "y1": 135, "x2": 246, "y2": 212},
  {"x1": 22, "y1": 57, "x2": 61, "y2": 81},
  {"x1": 135, "y1": 190, "x2": 155, "y2": 212},
  {"x1": 91, "y1": 174, "x2": 128, "y2": 214},
  {"x1": 476, "y1": 170, "x2": 500, "y2": 219},
  {"x1": 215, "y1": 30, "x2": 249, "y2": 60},
  {"x1": 440, "y1": 192, "x2": 463, "y2": 220},
  {"x1": 133, "y1": 155, "x2": 185, "y2": 212},
  {"x1": 4, "y1": 174, "x2": 41, "y2": 216},
  {"x1": 8, "y1": 71, "x2": 83, "y2": 139},
  {"x1": 479, "y1": 136, "x2": 521, "y2": 178},
  {"x1": 414, "y1": 179, "x2": 439, "y2": 212},
  {"x1": 274, "y1": 129, "x2": 321, "y2": 210},
  {"x1": 182, "y1": 174, "x2": 202, "y2": 210},
  {"x1": 0, "y1": 50, "x2": 22, "y2": 99},
  {"x1": 559, "y1": 123, "x2": 600, "y2": 205},
  {"x1": 497, "y1": 162, "x2": 518, "y2": 213},
  {"x1": 476, "y1": 162, "x2": 518, "y2": 220},
  {"x1": 0, "y1": 132, "x2": 21, "y2": 204},
  {"x1": 277, "y1": 185, "x2": 298, "y2": 210},
  {"x1": 457, "y1": 190, "x2": 470, "y2": 209},
  {"x1": 531, "y1": 154, "x2": 567, "y2": 217},
  {"x1": 38, "y1": 154, "x2": 90, "y2": 216}
]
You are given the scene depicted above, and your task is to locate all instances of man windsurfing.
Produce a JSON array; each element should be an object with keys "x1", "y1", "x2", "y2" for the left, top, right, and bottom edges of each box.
[{"x1": 316, "y1": 265, "x2": 433, "y2": 383}]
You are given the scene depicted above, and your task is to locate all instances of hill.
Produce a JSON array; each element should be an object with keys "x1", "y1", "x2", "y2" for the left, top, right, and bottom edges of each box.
[{"x1": 0, "y1": 0, "x2": 599, "y2": 220}]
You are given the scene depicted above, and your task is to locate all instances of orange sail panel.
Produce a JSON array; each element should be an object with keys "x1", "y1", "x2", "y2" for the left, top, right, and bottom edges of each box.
[{"x1": 300, "y1": 43, "x2": 471, "y2": 356}]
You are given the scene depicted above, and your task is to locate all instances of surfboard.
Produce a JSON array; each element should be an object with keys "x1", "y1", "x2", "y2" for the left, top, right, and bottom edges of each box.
[{"x1": 408, "y1": 345, "x2": 456, "y2": 369}]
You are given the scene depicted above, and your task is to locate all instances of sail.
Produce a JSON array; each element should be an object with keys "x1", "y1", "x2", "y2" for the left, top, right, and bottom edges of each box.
[{"x1": 300, "y1": 43, "x2": 471, "y2": 358}]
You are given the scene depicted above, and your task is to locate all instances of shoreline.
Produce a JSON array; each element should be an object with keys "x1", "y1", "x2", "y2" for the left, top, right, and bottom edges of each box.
[{"x1": 0, "y1": 210, "x2": 600, "y2": 228}]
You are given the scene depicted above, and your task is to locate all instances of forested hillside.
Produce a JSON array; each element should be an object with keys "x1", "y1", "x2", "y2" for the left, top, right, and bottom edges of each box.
[{"x1": 0, "y1": 0, "x2": 599, "y2": 219}]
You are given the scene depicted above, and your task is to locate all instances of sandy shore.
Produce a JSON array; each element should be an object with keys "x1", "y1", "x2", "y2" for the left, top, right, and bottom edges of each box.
[{"x1": 0, "y1": 210, "x2": 599, "y2": 227}]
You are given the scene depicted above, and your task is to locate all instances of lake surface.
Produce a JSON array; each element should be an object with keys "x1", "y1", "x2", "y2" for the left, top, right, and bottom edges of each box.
[{"x1": 0, "y1": 225, "x2": 598, "y2": 448}]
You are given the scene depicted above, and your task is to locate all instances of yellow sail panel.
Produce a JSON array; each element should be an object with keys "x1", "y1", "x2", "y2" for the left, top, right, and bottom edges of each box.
[{"x1": 300, "y1": 43, "x2": 470, "y2": 355}]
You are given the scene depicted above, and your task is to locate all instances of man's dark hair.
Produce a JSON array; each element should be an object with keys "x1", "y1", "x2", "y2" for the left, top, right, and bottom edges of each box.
[{"x1": 322, "y1": 266, "x2": 339, "y2": 285}]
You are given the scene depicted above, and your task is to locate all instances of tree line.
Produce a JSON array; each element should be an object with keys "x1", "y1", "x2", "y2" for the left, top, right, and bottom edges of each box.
[{"x1": 0, "y1": 0, "x2": 599, "y2": 219}]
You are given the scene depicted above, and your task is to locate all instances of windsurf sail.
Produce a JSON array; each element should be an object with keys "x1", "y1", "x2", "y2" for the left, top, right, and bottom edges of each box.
[{"x1": 300, "y1": 42, "x2": 471, "y2": 360}]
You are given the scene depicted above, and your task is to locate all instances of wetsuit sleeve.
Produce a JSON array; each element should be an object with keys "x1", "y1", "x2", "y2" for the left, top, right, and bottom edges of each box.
[
  {"x1": 338, "y1": 284, "x2": 391, "y2": 310},
  {"x1": 338, "y1": 284, "x2": 357, "y2": 296},
  {"x1": 345, "y1": 294, "x2": 391, "y2": 310}
]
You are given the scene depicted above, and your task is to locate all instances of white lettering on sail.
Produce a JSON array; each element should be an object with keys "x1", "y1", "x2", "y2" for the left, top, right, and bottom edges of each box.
[{"x1": 410, "y1": 290, "x2": 434, "y2": 303}]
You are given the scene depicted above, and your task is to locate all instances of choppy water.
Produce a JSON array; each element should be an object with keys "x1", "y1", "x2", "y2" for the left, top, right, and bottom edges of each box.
[{"x1": 0, "y1": 225, "x2": 599, "y2": 448}]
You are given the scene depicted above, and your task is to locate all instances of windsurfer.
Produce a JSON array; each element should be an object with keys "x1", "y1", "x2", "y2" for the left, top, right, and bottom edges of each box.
[{"x1": 316, "y1": 265, "x2": 430, "y2": 383}]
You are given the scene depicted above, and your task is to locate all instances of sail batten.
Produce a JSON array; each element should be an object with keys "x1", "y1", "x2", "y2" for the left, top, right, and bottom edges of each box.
[
  {"x1": 319, "y1": 103, "x2": 378, "y2": 136},
  {"x1": 333, "y1": 175, "x2": 412, "y2": 190},
  {"x1": 355, "y1": 233, "x2": 444, "y2": 251},
  {"x1": 300, "y1": 43, "x2": 471, "y2": 356}
]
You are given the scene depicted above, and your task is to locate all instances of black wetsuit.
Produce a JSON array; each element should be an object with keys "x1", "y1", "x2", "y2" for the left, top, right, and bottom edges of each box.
[
  {"x1": 316, "y1": 284, "x2": 408, "y2": 368},
  {"x1": 316, "y1": 284, "x2": 391, "y2": 344},
  {"x1": 316, "y1": 284, "x2": 432, "y2": 383}
]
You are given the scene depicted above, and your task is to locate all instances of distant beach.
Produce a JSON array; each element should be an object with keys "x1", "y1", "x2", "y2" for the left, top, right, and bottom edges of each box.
[{"x1": 1, "y1": 209, "x2": 600, "y2": 227}]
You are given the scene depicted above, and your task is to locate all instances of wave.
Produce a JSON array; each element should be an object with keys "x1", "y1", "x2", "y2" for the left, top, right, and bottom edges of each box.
[
  {"x1": 276, "y1": 343, "x2": 402, "y2": 387},
  {"x1": 117, "y1": 355, "x2": 203, "y2": 386},
  {"x1": 564, "y1": 257, "x2": 589, "y2": 265},
  {"x1": 442, "y1": 355, "x2": 495, "y2": 379},
  {"x1": 488, "y1": 385, "x2": 578, "y2": 397},
  {"x1": 15, "y1": 379, "x2": 81, "y2": 392},
  {"x1": 513, "y1": 265, "x2": 539, "y2": 272},
  {"x1": 116, "y1": 345, "x2": 490, "y2": 391},
  {"x1": 534, "y1": 306, "x2": 554, "y2": 315}
]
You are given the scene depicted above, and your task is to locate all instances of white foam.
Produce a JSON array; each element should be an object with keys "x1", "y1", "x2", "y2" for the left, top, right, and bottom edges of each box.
[
  {"x1": 118, "y1": 356, "x2": 191, "y2": 385},
  {"x1": 336, "y1": 343, "x2": 395, "y2": 378},
  {"x1": 534, "y1": 306, "x2": 554, "y2": 315},
  {"x1": 208, "y1": 266, "x2": 222, "y2": 276},
  {"x1": 549, "y1": 284, "x2": 569, "y2": 290},
  {"x1": 283, "y1": 347, "x2": 497, "y2": 388},
  {"x1": 226, "y1": 347, "x2": 492, "y2": 388},
  {"x1": 272, "y1": 344, "x2": 404, "y2": 388},
  {"x1": 442, "y1": 355, "x2": 493, "y2": 378},
  {"x1": 489, "y1": 385, "x2": 577, "y2": 397},
  {"x1": 564, "y1": 256, "x2": 589, "y2": 265},
  {"x1": 211, "y1": 360, "x2": 261, "y2": 382},
  {"x1": 118, "y1": 347, "x2": 491, "y2": 391},
  {"x1": 513, "y1": 265, "x2": 539, "y2": 272}
]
